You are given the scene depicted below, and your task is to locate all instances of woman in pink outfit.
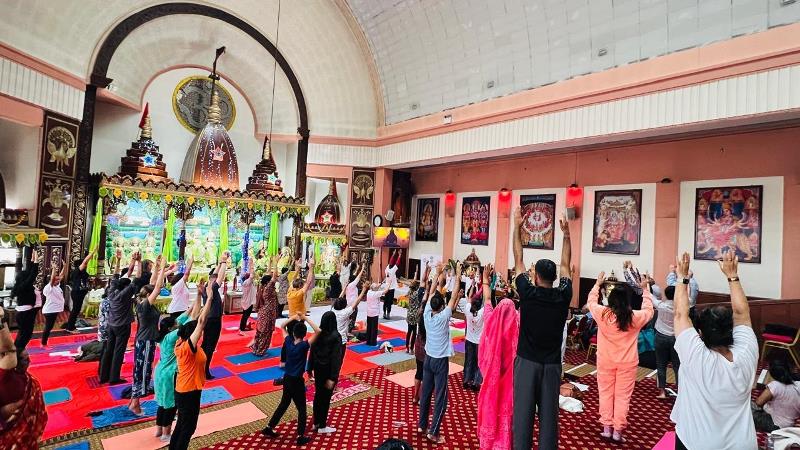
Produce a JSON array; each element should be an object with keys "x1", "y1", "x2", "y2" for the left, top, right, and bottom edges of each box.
[
  {"x1": 587, "y1": 271, "x2": 654, "y2": 443},
  {"x1": 477, "y1": 265, "x2": 518, "y2": 450}
]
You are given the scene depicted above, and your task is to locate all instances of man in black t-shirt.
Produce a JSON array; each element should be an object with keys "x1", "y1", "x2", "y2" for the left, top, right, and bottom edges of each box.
[
  {"x1": 64, "y1": 249, "x2": 96, "y2": 332},
  {"x1": 512, "y1": 207, "x2": 572, "y2": 450}
]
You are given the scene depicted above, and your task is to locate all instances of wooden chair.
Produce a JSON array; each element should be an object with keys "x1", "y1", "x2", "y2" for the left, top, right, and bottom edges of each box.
[
  {"x1": 761, "y1": 328, "x2": 800, "y2": 368},
  {"x1": 586, "y1": 335, "x2": 598, "y2": 362}
]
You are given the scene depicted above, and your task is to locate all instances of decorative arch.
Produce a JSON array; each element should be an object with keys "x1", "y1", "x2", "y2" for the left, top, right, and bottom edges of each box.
[{"x1": 74, "y1": 2, "x2": 311, "y2": 262}]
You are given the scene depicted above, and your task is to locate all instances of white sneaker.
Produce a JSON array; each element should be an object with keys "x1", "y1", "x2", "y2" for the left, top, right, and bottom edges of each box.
[{"x1": 317, "y1": 427, "x2": 337, "y2": 434}]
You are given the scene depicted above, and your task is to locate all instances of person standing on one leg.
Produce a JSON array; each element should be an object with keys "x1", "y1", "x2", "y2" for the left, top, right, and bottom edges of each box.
[
  {"x1": 333, "y1": 267, "x2": 367, "y2": 359},
  {"x1": 365, "y1": 282, "x2": 389, "y2": 346},
  {"x1": 64, "y1": 249, "x2": 95, "y2": 333},
  {"x1": 382, "y1": 249, "x2": 401, "y2": 320},
  {"x1": 167, "y1": 258, "x2": 193, "y2": 319},
  {"x1": 168, "y1": 278, "x2": 213, "y2": 450},
  {"x1": 512, "y1": 209, "x2": 573, "y2": 450},
  {"x1": 11, "y1": 249, "x2": 39, "y2": 351},
  {"x1": 418, "y1": 262, "x2": 461, "y2": 445},
  {"x1": 463, "y1": 267, "x2": 487, "y2": 392},
  {"x1": 262, "y1": 313, "x2": 321, "y2": 446},
  {"x1": 309, "y1": 311, "x2": 343, "y2": 434},
  {"x1": 41, "y1": 258, "x2": 68, "y2": 348},
  {"x1": 239, "y1": 251, "x2": 257, "y2": 336},
  {"x1": 587, "y1": 272, "x2": 654, "y2": 443},
  {"x1": 202, "y1": 255, "x2": 228, "y2": 380}
]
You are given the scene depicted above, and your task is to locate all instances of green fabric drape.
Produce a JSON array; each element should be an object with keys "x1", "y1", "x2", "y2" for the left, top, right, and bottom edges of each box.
[
  {"x1": 86, "y1": 198, "x2": 103, "y2": 275},
  {"x1": 218, "y1": 206, "x2": 229, "y2": 261},
  {"x1": 267, "y1": 212, "x2": 279, "y2": 256},
  {"x1": 162, "y1": 207, "x2": 175, "y2": 262},
  {"x1": 313, "y1": 239, "x2": 322, "y2": 268}
]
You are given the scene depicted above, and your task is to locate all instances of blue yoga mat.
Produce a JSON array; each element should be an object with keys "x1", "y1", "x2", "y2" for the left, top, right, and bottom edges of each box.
[
  {"x1": 225, "y1": 347, "x2": 281, "y2": 365},
  {"x1": 91, "y1": 386, "x2": 233, "y2": 428},
  {"x1": 56, "y1": 441, "x2": 89, "y2": 450},
  {"x1": 238, "y1": 366, "x2": 285, "y2": 384},
  {"x1": 349, "y1": 337, "x2": 406, "y2": 354},
  {"x1": 209, "y1": 366, "x2": 234, "y2": 379},
  {"x1": 44, "y1": 387, "x2": 72, "y2": 405},
  {"x1": 365, "y1": 351, "x2": 415, "y2": 366},
  {"x1": 453, "y1": 341, "x2": 466, "y2": 353}
]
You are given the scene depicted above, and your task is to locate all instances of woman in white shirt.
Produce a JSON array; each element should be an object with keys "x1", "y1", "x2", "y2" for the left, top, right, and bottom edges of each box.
[
  {"x1": 41, "y1": 260, "x2": 68, "y2": 347},
  {"x1": 167, "y1": 258, "x2": 193, "y2": 319},
  {"x1": 382, "y1": 249, "x2": 401, "y2": 320},
  {"x1": 670, "y1": 251, "x2": 758, "y2": 450},
  {"x1": 463, "y1": 267, "x2": 487, "y2": 391},
  {"x1": 752, "y1": 358, "x2": 800, "y2": 431}
]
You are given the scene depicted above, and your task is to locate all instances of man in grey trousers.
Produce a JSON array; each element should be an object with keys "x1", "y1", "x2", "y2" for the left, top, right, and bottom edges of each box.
[
  {"x1": 418, "y1": 262, "x2": 463, "y2": 444},
  {"x1": 512, "y1": 208, "x2": 573, "y2": 450}
]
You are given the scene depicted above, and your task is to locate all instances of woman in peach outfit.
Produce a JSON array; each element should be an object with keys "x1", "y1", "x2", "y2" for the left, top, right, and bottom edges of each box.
[{"x1": 586, "y1": 272, "x2": 654, "y2": 443}]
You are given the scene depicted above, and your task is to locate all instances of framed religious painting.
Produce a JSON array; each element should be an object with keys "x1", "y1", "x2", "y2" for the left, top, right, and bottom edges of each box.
[
  {"x1": 520, "y1": 194, "x2": 556, "y2": 250},
  {"x1": 694, "y1": 185, "x2": 762, "y2": 263},
  {"x1": 41, "y1": 113, "x2": 80, "y2": 178},
  {"x1": 173, "y1": 76, "x2": 236, "y2": 133},
  {"x1": 349, "y1": 206, "x2": 373, "y2": 249},
  {"x1": 37, "y1": 175, "x2": 74, "y2": 239},
  {"x1": 351, "y1": 169, "x2": 376, "y2": 207},
  {"x1": 460, "y1": 196, "x2": 490, "y2": 246},
  {"x1": 592, "y1": 189, "x2": 642, "y2": 255},
  {"x1": 415, "y1": 197, "x2": 439, "y2": 242}
]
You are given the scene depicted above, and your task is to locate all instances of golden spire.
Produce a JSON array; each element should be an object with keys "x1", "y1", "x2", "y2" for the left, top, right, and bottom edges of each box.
[
  {"x1": 207, "y1": 88, "x2": 222, "y2": 124},
  {"x1": 328, "y1": 177, "x2": 335, "y2": 195},
  {"x1": 140, "y1": 113, "x2": 153, "y2": 140},
  {"x1": 262, "y1": 137, "x2": 272, "y2": 160}
]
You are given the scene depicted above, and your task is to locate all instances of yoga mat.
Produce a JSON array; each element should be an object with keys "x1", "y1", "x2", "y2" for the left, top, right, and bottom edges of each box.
[
  {"x1": 108, "y1": 384, "x2": 134, "y2": 401},
  {"x1": 239, "y1": 366, "x2": 285, "y2": 384},
  {"x1": 448, "y1": 362, "x2": 463, "y2": 374},
  {"x1": 365, "y1": 351, "x2": 415, "y2": 366},
  {"x1": 305, "y1": 378, "x2": 369, "y2": 404},
  {"x1": 92, "y1": 387, "x2": 233, "y2": 427},
  {"x1": 349, "y1": 337, "x2": 406, "y2": 354},
  {"x1": 381, "y1": 320, "x2": 409, "y2": 332},
  {"x1": 44, "y1": 387, "x2": 72, "y2": 405},
  {"x1": 225, "y1": 347, "x2": 281, "y2": 365},
  {"x1": 450, "y1": 320, "x2": 466, "y2": 329},
  {"x1": 652, "y1": 431, "x2": 675, "y2": 450},
  {"x1": 453, "y1": 341, "x2": 466, "y2": 353},
  {"x1": 57, "y1": 442, "x2": 90, "y2": 450},
  {"x1": 209, "y1": 366, "x2": 234, "y2": 379},
  {"x1": 386, "y1": 369, "x2": 417, "y2": 388},
  {"x1": 449, "y1": 328, "x2": 465, "y2": 338},
  {"x1": 100, "y1": 402, "x2": 266, "y2": 450}
]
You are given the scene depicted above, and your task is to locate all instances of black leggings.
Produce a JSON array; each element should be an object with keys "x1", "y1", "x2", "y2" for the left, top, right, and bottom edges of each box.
[
  {"x1": 65, "y1": 293, "x2": 87, "y2": 330},
  {"x1": 201, "y1": 317, "x2": 222, "y2": 376},
  {"x1": 267, "y1": 375, "x2": 307, "y2": 436},
  {"x1": 382, "y1": 289, "x2": 395, "y2": 317},
  {"x1": 156, "y1": 406, "x2": 177, "y2": 427},
  {"x1": 41, "y1": 312, "x2": 58, "y2": 346},
  {"x1": 405, "y1": 325, "x2": 417, "y2": 351},
  {"x1": 14, "y1": 308, "x2": 37, "y2": 350},
  {"x1": 312, "y1": 367, "x2": 334, "y2": 428},
  {"x1": 239, "y1": 305, "x2": 253, "y2": 331},
  {"x1": 169, "y1": 389, "x2": 201, "y2": 450}
]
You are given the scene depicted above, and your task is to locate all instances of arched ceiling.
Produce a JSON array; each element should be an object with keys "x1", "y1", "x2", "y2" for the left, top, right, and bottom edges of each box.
[
  {"x1": 0, "y1": 0, "x2": 380, "y2": 137},
  {"x1": 347, "y1": 0, "x2": 800, "y2": 124}
]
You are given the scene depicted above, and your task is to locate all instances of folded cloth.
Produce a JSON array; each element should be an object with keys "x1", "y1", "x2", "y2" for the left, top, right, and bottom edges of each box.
[
  {"x1": 772, "y1": 427, "x2": 800, "y2": 450},
  {"x1": 558, "y1": 395, "x2": 584, "y2": 413}
]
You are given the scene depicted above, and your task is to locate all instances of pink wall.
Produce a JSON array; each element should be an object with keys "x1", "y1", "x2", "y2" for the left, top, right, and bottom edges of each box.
[{"x1": 409, "y1": 126, "x2": 800, "y2": 299}]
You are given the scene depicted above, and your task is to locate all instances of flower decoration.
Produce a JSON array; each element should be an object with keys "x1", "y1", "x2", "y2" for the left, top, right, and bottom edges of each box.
[
  {"x1": 187, "y1": 196, "x2": 195, "y2": 205},
  {"x1": 209, "y1": 199, "x2": 217, "y2": 207},
  {"x1": 113, "y1": 188, "x2": 122, "y2": 198},
  {"x1": 39, "y1": 232, "x2": 48, "y2": 243},
  {"x1": 164, "y1": 194, "x2": 173, "y2": 203},
  {"x1": 139, "y1": 191, "x2": 149, "y2": 200},
  {"x1": 15, "y1": 233, "x2": 24, "y2": 244},
  {"x1": 247, "y1": 201, "x2": 254, "y2": 210}
]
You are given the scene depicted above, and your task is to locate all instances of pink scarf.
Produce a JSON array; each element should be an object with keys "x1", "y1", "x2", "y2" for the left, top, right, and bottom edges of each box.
[{"x1": 477, "y1": 298, "x2": 519, "y2": 450}]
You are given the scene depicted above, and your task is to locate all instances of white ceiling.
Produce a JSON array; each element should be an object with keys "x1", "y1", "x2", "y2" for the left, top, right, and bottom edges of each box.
[
  {"x1": 347, "y1": 0, "x2": 800, "y2": 124},
  {"x1": 0, "y1": 0, "x2": 380, "y2": 137}
]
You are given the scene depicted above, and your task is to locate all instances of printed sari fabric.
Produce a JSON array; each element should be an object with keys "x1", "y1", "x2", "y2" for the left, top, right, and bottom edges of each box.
[{"x1": 0, "y1": 372, "x2": 47, "y2": 450}]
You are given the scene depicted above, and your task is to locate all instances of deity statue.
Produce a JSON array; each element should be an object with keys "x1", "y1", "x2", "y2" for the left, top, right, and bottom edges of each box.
[{"x1": 277, "y1": 246, "x2": 293, "y2": 271}]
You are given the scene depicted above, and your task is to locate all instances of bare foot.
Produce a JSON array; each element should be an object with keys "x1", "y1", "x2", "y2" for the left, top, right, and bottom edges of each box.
[
  {"x1": 656, "y1": 394, "x2": 667, "y2": 400},
  {"x1": 417, "y1": 427, "x2": 425, "y2": 434}
]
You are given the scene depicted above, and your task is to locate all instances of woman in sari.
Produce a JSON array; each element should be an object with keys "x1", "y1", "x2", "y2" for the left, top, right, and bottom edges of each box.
[
  {"x1": 250, "y1": 256, "x2": 278, "y2": 356},
  {"x1": 477, "y1": 264, "x2": 519, "y2": 450},
  {"x1": 0, "y1": 307, "x2": 47, "y2": 450}
]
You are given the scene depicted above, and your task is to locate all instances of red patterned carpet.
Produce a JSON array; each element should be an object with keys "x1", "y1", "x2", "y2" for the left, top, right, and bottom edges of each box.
[{"x1": 206, "y1": 352, "x2": 678, "y2": 450}]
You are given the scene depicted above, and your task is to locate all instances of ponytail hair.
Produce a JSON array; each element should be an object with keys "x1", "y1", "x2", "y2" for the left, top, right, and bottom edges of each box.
[{"x1": 158, "y1": 316, "x2": 176, "y2": 342}]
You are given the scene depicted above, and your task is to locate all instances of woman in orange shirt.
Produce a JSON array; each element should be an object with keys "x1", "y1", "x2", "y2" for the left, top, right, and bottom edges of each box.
[
  {"x1": 587, "y1": 272, "x2": 653, "y2": 444},
  {"x1": 168, "y1": 276, "x2": 214, "y2": 450}
]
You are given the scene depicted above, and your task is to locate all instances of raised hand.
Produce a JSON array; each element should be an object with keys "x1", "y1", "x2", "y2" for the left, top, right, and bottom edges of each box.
[
  {"x1": 514, "y1": 207, "x2": 523, "y2": 228},
  {"x1": 559, "y1": 213, "x2": 569, "y2": 234},
  {"x1": 483, "y1": 264, "x2": 493, "y2": 284},
  {"x1": 595, "y1": 271, "x2": 606, "y2": 287},
  {"x1": 676, "y1": 252, "x2": 690, "y2": 278},
  {"x1": 717, "y1": 250, "x2": 738, "y2": 278}
]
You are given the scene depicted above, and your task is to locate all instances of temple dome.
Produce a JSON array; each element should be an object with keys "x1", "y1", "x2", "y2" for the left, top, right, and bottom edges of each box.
[
  {"x1": 180, "y1": 87, "x2": 240, "y2": 190},
  {"x1": 313, "y1": 178, "x2": 341, "y2": 224},
  {"x1": 245, "y1": 137, "x2": 284, "y2": 195},
  {"x1": 118, "y1": 106, "x2": 169, "y2": 182}
]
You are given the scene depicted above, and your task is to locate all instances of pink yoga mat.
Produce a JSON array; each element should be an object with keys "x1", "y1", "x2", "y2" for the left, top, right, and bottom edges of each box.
[
  {"x1": 652, "y1": 431, "x2": 676, "y2": 450},
  {"x1": 100, "y1": 402, "x2": 266, "y2": 450},
  {"x1": 386, "y1": 363, "x2": 464, "y2": 388}
]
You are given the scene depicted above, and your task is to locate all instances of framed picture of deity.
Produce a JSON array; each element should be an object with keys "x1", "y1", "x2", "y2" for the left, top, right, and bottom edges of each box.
[
  {"x1": 592, "y1": 189, "x2": 642, "y2": 255},
  {"x1": 349, "y1": 207, "x2": 373, "y2": 249},
  {"x1": 460, "y1": 196, "x2": 490, "y2": 246},
  {"x1": 694, "y1": 185, "x2": 762, "y2": 263},
  {"x1": 41, "y1": 113, "x2": 79, "y2": 178},
  {"x1": 37, "y1": 176, "x2": 74, "y2": 239},
  {"x1": 415, "y1": 198, "x2": 439, "y2": 242},
  {"x1": 351, "y1": 169, "x2": 376, "y2": 207},
  {"x1": 520, "y1": 194, "x2": 556, "y2": 250}
]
